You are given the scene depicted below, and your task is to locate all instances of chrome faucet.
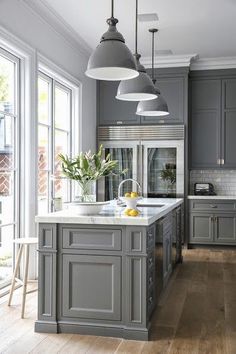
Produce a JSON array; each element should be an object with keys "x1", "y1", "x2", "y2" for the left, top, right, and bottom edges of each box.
[{"x1": 117, "y1": 178, "x2": 142, "y2": 205}]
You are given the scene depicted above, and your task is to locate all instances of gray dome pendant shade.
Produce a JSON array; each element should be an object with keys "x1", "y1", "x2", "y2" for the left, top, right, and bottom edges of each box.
[
  {"x1": 136, "y1": 29, "x2": 169, "y2": 116},
  {"x1": 85, "y1": 0, "x2": 138, "y2": 81},
  {"x1": 116, "y1": 0, "x2": 156, "y2": 101}
]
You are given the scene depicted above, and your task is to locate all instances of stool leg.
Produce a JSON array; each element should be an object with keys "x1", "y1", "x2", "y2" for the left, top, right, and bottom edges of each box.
[
  {"x1": 21, "y1": 244, "x2": 29, "y2": 319},
  {"x1": 8, "y1": 244, "x2": 24, "y2": 306}
]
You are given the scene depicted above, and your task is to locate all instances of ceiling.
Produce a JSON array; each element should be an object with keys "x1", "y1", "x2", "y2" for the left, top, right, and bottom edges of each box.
[{"x1": 41, "y1": 0, "x2": 236, "y2": 60}]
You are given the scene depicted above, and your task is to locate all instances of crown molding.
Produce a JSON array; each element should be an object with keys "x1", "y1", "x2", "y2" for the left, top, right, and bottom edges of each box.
[
  {"x1": 141, "y1": 54, "x2": 198, "y2": 68},
  {"x1": 21, "y1": 0, "x2": 92, "y2": 58},
  {"x1": 190, "y1": 56, "x2": 236, "y2": 70}
]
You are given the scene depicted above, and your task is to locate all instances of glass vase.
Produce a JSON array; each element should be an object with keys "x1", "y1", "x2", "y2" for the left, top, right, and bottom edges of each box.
[{"x1": 78, "y1": 181, "x2": 96, "y2": 202}]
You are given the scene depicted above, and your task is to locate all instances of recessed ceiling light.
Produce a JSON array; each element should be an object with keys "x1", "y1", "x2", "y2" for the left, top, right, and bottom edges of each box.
[
  {"x1": 155, "y1": 49, "x2": 173, "y2": 55},
  {"x1": 138, "y1": 13, "x2": 159, "y2": 22}
]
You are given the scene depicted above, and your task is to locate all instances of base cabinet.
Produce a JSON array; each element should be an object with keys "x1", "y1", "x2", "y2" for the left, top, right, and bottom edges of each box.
[
  {"x1": 215, "y1": 214, "x2": 236, "y2": 243},
  {"x1": 189, "y1": 200, "x2": 236, "y2": 245},
  {"x1": 190, "y1": 214, "x2": 214, "y2": 243},
  {"x1": 61, "y1": 254, "x2": 121, "y2": 321}
]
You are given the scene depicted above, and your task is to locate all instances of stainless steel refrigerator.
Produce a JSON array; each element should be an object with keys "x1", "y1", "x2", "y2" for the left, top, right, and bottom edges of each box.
[{"x1": 97, "y1": 125, "x2": 184, "y2": 201}]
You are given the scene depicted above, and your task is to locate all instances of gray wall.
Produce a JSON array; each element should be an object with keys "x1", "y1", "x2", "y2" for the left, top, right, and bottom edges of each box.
[{"x1": 0, "y1": 0, "x2": 96, "y2": 152}]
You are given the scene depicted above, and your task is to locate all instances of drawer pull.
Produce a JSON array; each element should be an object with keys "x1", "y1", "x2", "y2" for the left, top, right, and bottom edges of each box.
[{"x1": 210, "y1": 205, "x2": 217, "y2": 208}]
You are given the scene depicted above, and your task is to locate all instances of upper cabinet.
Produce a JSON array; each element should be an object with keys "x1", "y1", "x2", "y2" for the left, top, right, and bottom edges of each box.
[
  {"x1": 221, "y1": 79, "x2": 236, "y2": 168},
  {"x1": 189, "y1": 71, "x2": 236, "y2": 169},
  {"x1": 97, "y1": 81, "x2": 140, "y2": 126},
  {"x1": 97, "y1": 67, "x2": 189, "y2": 126}
]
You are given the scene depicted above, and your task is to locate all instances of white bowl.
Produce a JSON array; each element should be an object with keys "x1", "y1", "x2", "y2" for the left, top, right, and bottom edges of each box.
[
  {"x1": 121, "y1": 196, "x2": 142, "y2": 210},
  {"x1": 68, "y1": 201, "x2": 110, "y2": 215}
]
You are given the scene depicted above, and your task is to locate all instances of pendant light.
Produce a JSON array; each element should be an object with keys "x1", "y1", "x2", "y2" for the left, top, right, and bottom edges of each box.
[
  {"x1": 86, "y1": 0, "x2": 138, "y2": 81},
  {"x1": 136, "y1": 29, "x2": 169, "y2": 116},
  {"x1": 116, "y1": 0, "x2": 156, "y2": 101}
]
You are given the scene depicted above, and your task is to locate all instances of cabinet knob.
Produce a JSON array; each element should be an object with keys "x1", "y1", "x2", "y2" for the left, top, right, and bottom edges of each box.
[
  {"x1": 148, "y1": 296, "x2": 153, "y2": 304},
  {"x1": 149, "y1": 276, "x2": 153, "y2": 285}
]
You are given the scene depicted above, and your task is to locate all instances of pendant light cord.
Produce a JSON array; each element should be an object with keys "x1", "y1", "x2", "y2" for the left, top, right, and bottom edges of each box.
[
  {"x1": 151, "y1": 30, "x2": 155, "y2": 81},
  {"x1": 111, "y1": 0, "x2": 114, "y2": 17},
  {"x1": 135, "y1": 0, "x2": 138, "y2": 55},
  {"x1": 149, "y1": 28, "x2": 158, "y2": 82}
]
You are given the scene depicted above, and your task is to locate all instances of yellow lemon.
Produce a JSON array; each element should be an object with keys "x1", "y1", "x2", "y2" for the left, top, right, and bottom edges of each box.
[
  {"x1": 130, "y1": 192, "x2": 138, "y2": 198},
  {"x1": 129, "y1": 209, "x2": 139, "y2": 217},
  {"x1": 124, "y1": 208, "x2": 132, "y2": 216},
  {"x1": 125, "y1": 192, "x2": 131, "y2": 198}
]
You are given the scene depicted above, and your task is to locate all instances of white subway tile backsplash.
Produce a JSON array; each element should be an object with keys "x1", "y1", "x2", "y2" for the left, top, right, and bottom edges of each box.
[{"x1": 190, "y1": 170, "x2": 236, "y2": 196}]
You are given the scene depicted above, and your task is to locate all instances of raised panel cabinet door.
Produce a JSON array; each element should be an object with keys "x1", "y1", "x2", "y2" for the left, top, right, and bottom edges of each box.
[
  {"x1": 191, "y1": 79, "x2": 221, "y2": 110},
  {"x1": 224, "y1": 78, "x2": 236, "y2": 110},
  {"x1": 98, "y1": 81, "x2": 140, "y2": 125},
  {"x1": 190, "y1": 111, "x2": 220, "y2": 168},
  {"x1": 221, "y1": 111, "x2": 236, "y2": 168},
  {"x1": 141, "y1": 77, "x2": 185, "y2": 124},
  {"x1": 214, "y1": 214, "x2": 236, "y2": 244},
  {"x1": 189, "y1": 213, "x2": 214, "y2": 243},
  {"x1": 163, "y1": 232, "x2": 172, "y2": 286},
  {"x1": 61, "y1": 254, "x2": 121, "y2": 321}
]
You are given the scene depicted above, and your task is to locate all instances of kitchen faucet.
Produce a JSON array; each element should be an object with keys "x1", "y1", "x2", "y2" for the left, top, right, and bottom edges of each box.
[{"x1": 117, "y1": 178, "x2": 142, "y2": 205}]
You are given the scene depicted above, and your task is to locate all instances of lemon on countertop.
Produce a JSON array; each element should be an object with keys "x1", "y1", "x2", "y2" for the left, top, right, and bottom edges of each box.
[
  {"x1": 129, "y1": 209, "x2": 139, "y2": 216},
  {"x1": 124, "y1": 208, "x2": 132, "y2": 215}
]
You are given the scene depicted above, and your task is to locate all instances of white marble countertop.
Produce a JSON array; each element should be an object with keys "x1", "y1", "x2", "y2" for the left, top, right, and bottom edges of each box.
[
  {"x1": 188, "y1": 195, "x2": 236, "y2": 200},
  {"x1": 35, "y1": 198, "x2": 183, "y2": 226}
]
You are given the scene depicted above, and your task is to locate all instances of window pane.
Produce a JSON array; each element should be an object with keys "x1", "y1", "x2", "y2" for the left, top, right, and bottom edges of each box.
[
  {"x1": 0, "y1": 114, "x2": 14, "y2": 169},
  {"x1": 55, "y1": 129, "x2": 69, "y2": 172},
  {"x1": 0, "y1": 55, "x2": 15, "y2": 114},
  {"x1": 0, "y1": 172, "x2": 14, "y2": 225},
  {"x1": 38, "y1": 77, "x2": 50, "y2": 124},
  {"x1": 0, "y1": 225, "x2": 14, "y2": 283},
  {"x1": 38, "y1": 125, "x2": 49, "y2": 170},
  {"x1": 54, "y1": 171, "x2": 70, "y2": 202},
  {"x1": 38, "y1": 170, "x2": 49, "y2": 215},
  {"x1": 55, "y1": 86, "x2": 70, "y2": 130}
]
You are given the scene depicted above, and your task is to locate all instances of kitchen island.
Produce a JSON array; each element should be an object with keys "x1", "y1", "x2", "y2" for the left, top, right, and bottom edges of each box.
[{"x1": 35, "y1": 198, "x2": 183, "y2": 340}]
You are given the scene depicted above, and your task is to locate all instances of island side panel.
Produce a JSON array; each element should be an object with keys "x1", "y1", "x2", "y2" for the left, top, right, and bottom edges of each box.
[{"x1": 35, "y1": 223, "x2": 58, "y2": 333}]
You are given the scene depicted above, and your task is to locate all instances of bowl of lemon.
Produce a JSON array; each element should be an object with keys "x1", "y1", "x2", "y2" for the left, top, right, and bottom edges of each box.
[{"x1": 121, "y1": 192, "x2": 142, "y2": 217}]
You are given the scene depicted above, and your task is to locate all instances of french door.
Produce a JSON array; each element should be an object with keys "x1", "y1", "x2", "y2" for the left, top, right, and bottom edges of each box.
[
  {"x1": 0, "y1": 47, "x2": 20, "y2": 288},
  {"x1": 98, "y1": 141, "x2": 138, "y2": 201},
  {"x1": 143, "y1": 141, "x2": 184, "y2": 198}
]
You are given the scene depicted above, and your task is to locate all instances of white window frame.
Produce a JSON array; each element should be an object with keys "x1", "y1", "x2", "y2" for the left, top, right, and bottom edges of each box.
[{"x1": 38, "y1": 55, "x2": 81, "y2": 213}]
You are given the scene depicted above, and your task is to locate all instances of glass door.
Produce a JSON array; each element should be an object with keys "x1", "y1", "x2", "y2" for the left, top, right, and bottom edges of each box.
[
  {"x1": 97, "y1": 142, "x2": 139, "y2": 201},
  {"x1": 0, "y1": 48, "x2": 20, "y2": 288},
  {"x1": 143, "y1": 141, "x2": 184, "y2": 198}
]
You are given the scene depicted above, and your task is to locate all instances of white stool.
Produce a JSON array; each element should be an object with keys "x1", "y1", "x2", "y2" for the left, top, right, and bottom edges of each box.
[{"x1": 8, "y1": 237, "x2": 38, "y2": 318}]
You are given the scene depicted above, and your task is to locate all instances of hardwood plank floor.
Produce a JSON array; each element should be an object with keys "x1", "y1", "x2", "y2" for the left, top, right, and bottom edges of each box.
[{"x1": 0, "y1": 249, "x2": 235, "y2": 354}]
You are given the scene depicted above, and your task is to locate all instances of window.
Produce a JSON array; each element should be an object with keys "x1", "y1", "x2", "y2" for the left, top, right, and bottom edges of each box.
[
  {"x1": 38, "y1": 71, "x2": 74, "y2": 214},
  {"x1": 0, "y1": 47, "x2": 20, "y2": 287}
]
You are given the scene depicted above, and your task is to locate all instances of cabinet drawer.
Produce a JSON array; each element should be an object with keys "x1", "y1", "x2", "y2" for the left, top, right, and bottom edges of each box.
[
  {"x1": 190, "y1": 200, "x2": 236, "y2": 211},
  {"x1": 62, "y1": 227, "x2": 122, "y2": 251}
]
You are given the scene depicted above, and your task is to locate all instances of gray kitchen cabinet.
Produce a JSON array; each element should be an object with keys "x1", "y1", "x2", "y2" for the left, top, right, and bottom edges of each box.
[
  {"x1": 190, "y1": 213, "x2": 214, "y2": 243},
  {"x1": 140, "y1": 76, "x2": 186, "y2": 124},
  {"x1": 61, "y1": 254, "x2": 121, "y2": 320},
  {"x1": 189, "y1": 200, "x2": 236, "y2": 245},
  {"x1": 97, "y1": 68, "x2": 188, "y2": 126},
  {"x1": 221, "y1": 79, "x2": 236, "y2": 168},
  {"x1": 97, "y1": 81, "x2": 140, "y2": 125},
  {"x1": 190, "y1": 79, "x2": 221, "y2": 168},
  {"x1": 190, "y1": 73, "x2": 236, "y2": 169},
  {"x1": 214, "y1": 214, "x2": 236, "y2": 243}
]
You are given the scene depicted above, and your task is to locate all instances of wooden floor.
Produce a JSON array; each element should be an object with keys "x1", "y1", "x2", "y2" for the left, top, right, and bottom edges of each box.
[{"x1": 0, "y1": 249, "x2": 236, "y2": 354}]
